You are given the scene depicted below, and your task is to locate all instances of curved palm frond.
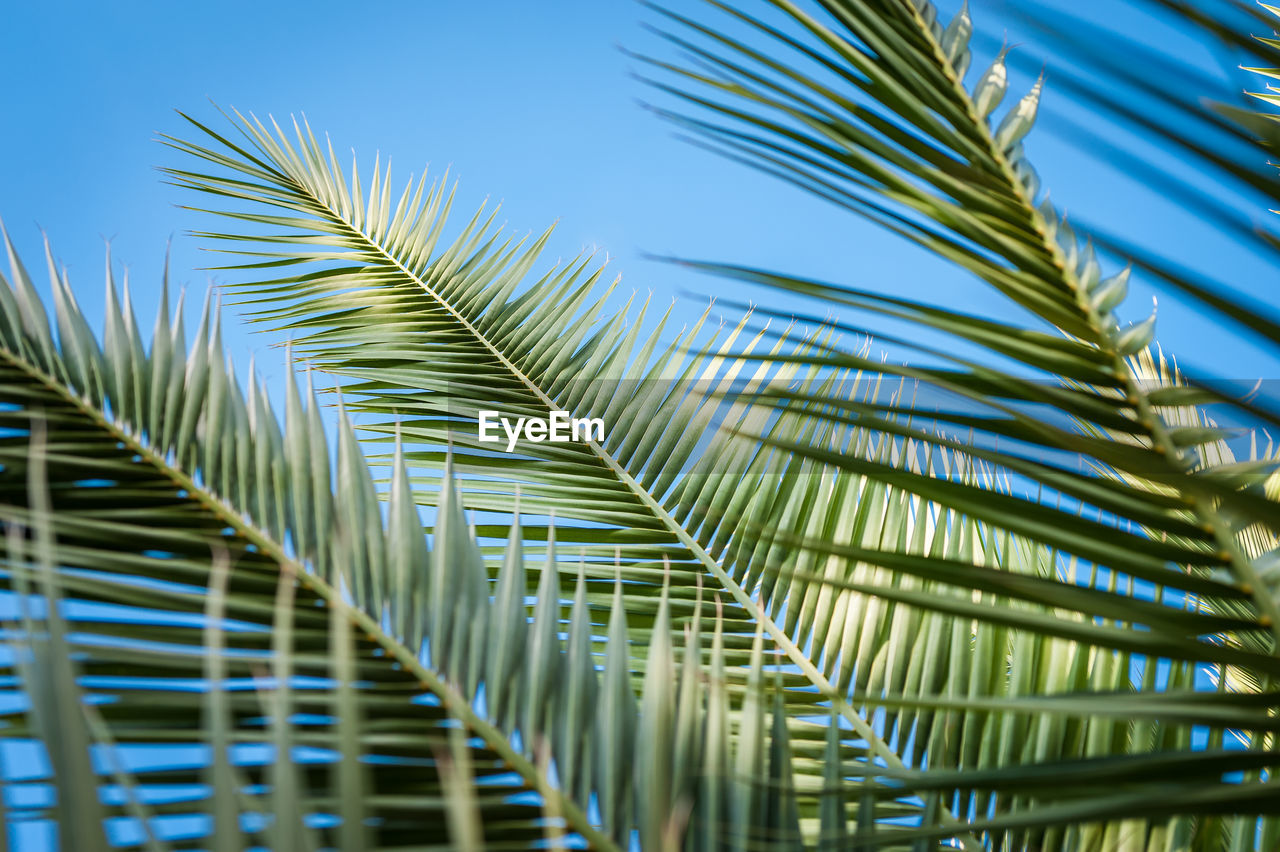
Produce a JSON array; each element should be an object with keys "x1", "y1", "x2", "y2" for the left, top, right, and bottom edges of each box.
[
  {"x1": 164, "y1": 108, "x2": 1071, "y2": 848},
  {"x1": 635, "y1": 0, "x2": 1280, "y2": 847},
  {"x1": 10, "y1": 0, "x2": 1280, "y2": 848},
  {"x1": 0, "y1": 235, "x2": 622, "y2": 849},
  {"x1": 162, "y1": 99, "x2": 1280, "y2": 851},
  {"x1": 2, "y1": 234, "x2": 968, "y2": 850}
]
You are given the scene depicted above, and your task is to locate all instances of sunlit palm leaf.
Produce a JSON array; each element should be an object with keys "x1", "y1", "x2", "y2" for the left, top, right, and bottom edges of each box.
[
  {"x1": 163, "y1": 108, "x2": 1043, "y2": 847},
  {"x1": 4, "y1": 235, "x2": 974, "y2": 849}
]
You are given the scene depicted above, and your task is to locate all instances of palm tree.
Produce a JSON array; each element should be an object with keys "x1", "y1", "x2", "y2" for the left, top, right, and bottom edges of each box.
[{"x1": 1, "y1": 0, "x2": 1278, "y2": 849}]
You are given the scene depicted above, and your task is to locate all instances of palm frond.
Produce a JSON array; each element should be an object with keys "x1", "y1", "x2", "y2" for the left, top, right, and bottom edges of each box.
[
  {"x1": 0, "y1": 235, "x2": 613, "y2": 848},
  {"x1": 641, "y1": 0, "x2": 1280, "y2": 638},
  {"x1": 162, "y1": 108, "x2": 1047, "y2": 847},
  {"x1": 164, "y1": 97, "x2": 1280, "y2": 847},
  {"x1": 965, "y1": 0, "x2": 1280, "y2": 356},
  {"x1": 2, "y1": 234, "x2": 972, "y2": 850},
  {"x1": 635, "y1": 0, "x2": 1280, "y2": 846}
]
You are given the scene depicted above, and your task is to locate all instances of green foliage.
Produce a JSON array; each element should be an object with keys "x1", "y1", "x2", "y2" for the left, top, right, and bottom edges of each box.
[{"x1": 2, "y1": 1, "x2": 1280, "y2": 850}]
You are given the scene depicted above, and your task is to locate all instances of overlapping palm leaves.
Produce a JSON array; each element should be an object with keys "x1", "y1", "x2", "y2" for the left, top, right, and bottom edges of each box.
[
  {"x1": 633, "y1": 0, "x2": 1280, "y2": 846},
  {"x1": 152, "y1": 0, "x2": 1280, "y2": 840},
  {"x1": 0, "y1": 235, "x2": 627, "y2": 848},
  {"x1": 0, "y1": 232, "x2": 947, "y2": 848},
  {"x1": 5, "y1": 0, "x2": 1280, "y2": 850},
  {"x1": 160, "y1": 107, "x2": 1056, "y2": 847}
]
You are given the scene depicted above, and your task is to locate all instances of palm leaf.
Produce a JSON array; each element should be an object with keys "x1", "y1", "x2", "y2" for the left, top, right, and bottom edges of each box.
[
  {"x1": 968, "y1": 0, "x2": 1280, "y2": 355},
  {"x1": 2, "y1": 234, "x2": 968, "y2": 849},
  {"x1": 637, "y1": 0, "x2": 1280, "y2": 846},
  {"x1": 162, "y1": 107, "x2": 1053, "y2": 847},
  {"x1": 163, "y1": 102, "x2": 1280, "y2": 848},
  {"x1": 0, "y1": 235, "x2": 613, "y2": 848}
]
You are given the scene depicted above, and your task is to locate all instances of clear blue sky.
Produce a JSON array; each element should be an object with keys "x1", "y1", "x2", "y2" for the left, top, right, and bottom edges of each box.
[{"x1": 3, "y1": 0, "x2": 1278, "y2": 391}]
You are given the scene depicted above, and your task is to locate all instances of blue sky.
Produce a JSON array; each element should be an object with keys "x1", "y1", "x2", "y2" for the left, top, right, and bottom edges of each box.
[{"x1": 3, "y1": 0, "x2": 1278, "y2": 392}]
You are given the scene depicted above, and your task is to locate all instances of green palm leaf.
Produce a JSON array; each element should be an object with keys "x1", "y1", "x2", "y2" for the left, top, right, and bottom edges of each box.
[
  {"x1": 162, "y1": 107, "x2": 1036, "y2": 847},
  {"x1": 163, "y1": 93, "x2": 1280, "y2": 848},
  {"x1": 0, "y1": 235, "x2": 617, "y2": 848},
  {"x1": 3, "y1": 233, "x2": 945, "y2": 850},
  {"x1": 7, "y1": 0, "x2": 1273, "y2": 847},
  {"x1": 635, "y1": 0, "x2": 1280, "y2": 846}
]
